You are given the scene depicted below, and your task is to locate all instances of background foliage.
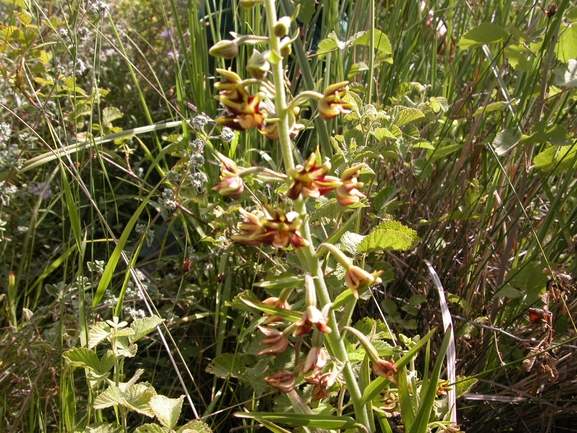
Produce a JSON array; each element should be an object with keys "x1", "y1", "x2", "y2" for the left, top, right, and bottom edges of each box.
[{"x1": 1, "y1": 0, "x2": 576, "y2": 431}]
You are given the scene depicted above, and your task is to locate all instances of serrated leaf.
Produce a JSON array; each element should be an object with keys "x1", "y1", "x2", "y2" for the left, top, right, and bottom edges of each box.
[
  {"x1": 522, "y1": 120, "x2": 570, "y2": 146},
  {"x1": 394, "y1": 108, "x2": 425, "y2": 127},
  {"x1": 124, "y1": 384, "x2": 156, "y2": 417},
  {"x1": 129, "y1": 315, "x2": 163, "y2": 344},
  {"x1": 296, "y1": 0, "x2": 316, "y2": 25},
  {"x1": 372, "y1": 127, "x2": 398, "y2": 141},
  {"x1": 149, "y1": 395, "x2": 184, "y2": 430},
  {"x1": 554, "y1": 59, "x2": 577, "y2": 88},
  {"x1": 555, "y1": 24, "x2": 577, "y2": 63},
  {"x1": 340, "y1": 231, "x2": 365, "y2": 255},
  {"x1": 100, "y1": 350, "x2": 115, "y2": 373},
  {"x1": 495, "y1": 285, "x2": 522, "y2": 299},
  {"x1": 492, "y1": 129, "x2": 521, "y2": 155},
  {"x1": 458, "y1": 23, "x2": 510, "y2": 49},
  {"x1": 80, "y1": 422, "x2": 123, "y2": 433},
  {"x1": 505, "y1": 44, "x2": 533, "y2": 71},
  {"x1": 88, "y1": 322, "x2": 111, "y2": 349},
  {"x1": 1, "y1": 0, "x2": 28, "y2": 9},
  {"x1": 353, "y1": 29, "x2": 393, "y2": 61},
  {"x1": 347, "y1": 62, "x2": 369, "y2": 78},
  {"x1": 358, "y1": 221, "x2": 419, "y2": 253},
  {"x1": 177, "y1": 420, "x2": 213, "y2": 433},
  {"x1": 114, "y1": 338, "x2": 138, "y2": 358},
  {"x1": 413, "y1": 141, "x2": 434, "y2": 150},
  {"x1": 102, "y1": 107, "x2": 123, "y2": 128},
  {"x1": 317, "y1": 32, "x2": 343, "y2": 57},
  {"x1": 63, "y1": 347, "x2": 100, "y2": 371},
  {"x1": 94, "y1": 386, "x2": 125, "y2": 409},
  {"x1": 134, "y1": 424, "x2": 168, "y2": 433}
]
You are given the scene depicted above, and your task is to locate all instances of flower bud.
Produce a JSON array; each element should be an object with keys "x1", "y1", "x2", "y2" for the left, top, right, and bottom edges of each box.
[
  {"x1": 247, "y1": 49, "x2": 270, "y2": 79},
  {"x1": 265, "y1": 371, "x2": 295, "y2": 393},
  {"x1": 274, "y1": 16, "x2": 291, "y2": 37},
  {"x1": 209, "y1": 39, "x2": 238, "y2": 59},
  {"x1": 279, "y1": 37, "x2": 292, "y2": 58}
]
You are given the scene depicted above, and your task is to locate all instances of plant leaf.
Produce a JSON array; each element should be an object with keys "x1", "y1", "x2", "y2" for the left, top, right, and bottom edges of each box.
[
  {"x1": 124, "y1": 384, "x2": 156, "y2": 417},
  {"x1": 555, "y1": 24, "x2": 577, "y2": 63},
  {"x1": 358, "y1": 221, "x2": 419, "y2": 253},
  {"x1": 88, "y1": 322, "x2": 111, "y2": 349},
  {"x1": 63, "y1": 348, "x2": 100, "y2": 371},
  {"x1": 340, "y1": 231, "x2": 365, "y2": 255},
  {"x1": 234, "y1": 412, "x2": 359, "y2": 429},
  {"x1": 176, "y1": 420, "x2": 214, "y2": 433},
  {"x1": 554, "y1": 59, "x2": 577, "y2": 88},
  {"x1": 458, "y1": 23, "x2": 510, "y2": 49},
  {"x1": 353, "y1": 29, "x2": 393, "y2": 63},
  {"x1": 492, "y1": 129, "x2": 521, "y2": 155},
  {"x1": 149, "y1": 395, "x2": 184, "y2": 430},
  {"x1": 134, "y1": 424, "x2": 169, "y2": 433},
  {"x1": 129, "y1": 315, "x2": 163, "y2": 344},
  {"x1": 394, "y1": 108, "x2": 425, "y2": 127},
  {"x1": 94, "y1": 386, "x2": 125, "y2": 409}
]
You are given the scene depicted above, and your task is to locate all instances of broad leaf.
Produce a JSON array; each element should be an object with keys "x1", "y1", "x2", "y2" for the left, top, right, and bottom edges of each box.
[
  {"x1": 177, "y1": 420, "x2": 213, "y2": 433},
  {"x1": 94, "y1": 386, "x2": 125, "y2": 409},
  {"x1": 134, "y1": 424, "x2": 168, "y2": 433},
  {"x1": 533, "y1": 145, "x2": 577, "y2": 174},
  {"x1": 129, "y1": 315, "x2": 163, "y2": 344},
  {"x1": 102, "y1": 107, "x2": 123, "y2": 128},
  {"x1": 358, "y1": 221, "x2": 419, "y2": 253},
  {"x1": 124, "y1": 384, "x2": 156, "y2": 417},
  {"x1": 339, "y1": 231, "x2": 365, "y2": 255},
  {"x1": 555, "y1": 24, "x2": 577, "y2": 63},
  {"x1": 458, "y1": 23, "x2": 510, "y2": 49},
  {"x1": 149, "y1": 395, "x2": 184, "y2": 430},
  {"x1": 394, "y1": 108, "x2": 425, "y2": 127},
  {"x1": 63, "y1": 348, "x2": 100, "y2": 371},
  {"x1": 88, "y1": 322, "x2": 111, "y2": 349},
  {"x1": 492, "y1": 129, "x2": 521, "y2": 155},
  {"x1": 353, "y1": 29, "x2": 393, "y2": 63},
  {"x1": 206, "y1": 353, "x2": 246, "y2": 379}
]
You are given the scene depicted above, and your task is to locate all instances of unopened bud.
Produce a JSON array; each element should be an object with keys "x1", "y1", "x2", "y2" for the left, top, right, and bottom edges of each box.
[
  {"x1": 247, "y1": 50, "x2": 270, "y2": 79},
  {"x1": 209, "y1": 39, "x2": 238, "y2": 59},
  {"x1": 274, "y1": 16, "x2": 291, "y2": 37},
  {"x1": 279, "y1": 37, "x2": 292, "y2": 58}
]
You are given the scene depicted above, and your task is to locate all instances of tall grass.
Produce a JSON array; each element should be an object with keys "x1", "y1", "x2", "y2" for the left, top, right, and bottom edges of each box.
[{"x1": 0, "y1": 0, "x2": 576, "y2": 431}]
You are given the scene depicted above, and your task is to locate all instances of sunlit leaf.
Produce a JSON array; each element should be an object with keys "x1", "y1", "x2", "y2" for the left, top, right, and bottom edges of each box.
[
  {"x1": 129, "y1": 315, "x2": 163, "y2": 344},
  {"x1": 554, "y1": 59, "x2": 577, "y2": 88},
  {"x1": 234, "y1": 412, "x2": 359, "y2": 429},
  {"x1": 63, "y1": 348, "x2": 100, "y2": 371},
  {"x1": 458, "y1": 23, "x2": 510, "y2": 49},
  {"x1": 88, "y1": 322, "x2": 111, "y2": 349},
  {"x1": 555, "y1": 24, "x2": 577, "y2": 63},
  {"x1": 149, "y1": 395, "x2": 184, "y2": 430},
  {"x1": 492, "y1": 129, "x2": 521, "y2": 155},
  {"x1": 358, "y1": 221, "x2": 419, "y2": 253}
]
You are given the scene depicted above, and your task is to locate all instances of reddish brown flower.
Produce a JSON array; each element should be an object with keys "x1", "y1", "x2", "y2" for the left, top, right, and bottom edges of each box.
[
  {"x1": 211, "y1": 152, "x2": 244, "y2": 200},
  {"x1": 335, "y1": 164, "x2": 366, "y2": 206},
  {"x1": 265, "y1": 370, "x2": 295, "y2": 393},
  {"x1": 304, "y1": 370, "x2": 332, "y2": 401},
  {"x1": 293, "y1": 305, "x2": 331, "y2": 337},
  {"x1": 345, "y1": 265, "x2": 383, "y2": 298},
  {"x1": 232, "y1": 207, "x2": 308, "y2": 249},
  {"x1": 214, "y1": 69, "x2": 265, "y2": 131},
  {"x1": 373, "y1": 359, "x2": 398, "y2": 382},
  {"x1": 287, "y1": 151, "x2": 342, "y2": 200},
  {"x1": 257, "y1": 326, "x2": 289, "y2": 355},
  {"x1": 302, "y1": 346, "x2": 327, "y2": 374},
  {"x1": 262, "y1": 297, "x2": 291, "y2": 324},
  {"x1": 318, "y1": 81, "x2": 354, "y2": 120}
]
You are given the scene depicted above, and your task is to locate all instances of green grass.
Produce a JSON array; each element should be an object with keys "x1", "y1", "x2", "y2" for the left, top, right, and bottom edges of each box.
[{"x1": 1, "y1": 0, "x2": 576, "y2": 432}]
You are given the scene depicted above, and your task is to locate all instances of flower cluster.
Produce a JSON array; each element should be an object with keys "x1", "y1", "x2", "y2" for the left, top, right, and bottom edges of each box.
[
  {"x1": 214, "y1": 69, "x2": 265, "y2": 131},
  {"x1": 287, "y1": 151, "x2": 341, "y2": 200},
  {"x1": 232, "y1": 206, "x2": 308, "y2": 249},
  {"x1": 211, "y1": 152, "x2": 244, "y2": 200},
  {"x1": 318, "y1": 82, "x2": 354, "y2": 120}
]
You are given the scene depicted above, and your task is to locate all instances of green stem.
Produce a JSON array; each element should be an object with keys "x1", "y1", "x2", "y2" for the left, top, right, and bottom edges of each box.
[{"x1": 263, "y1": 4, "x2": 370, "y2": 428}]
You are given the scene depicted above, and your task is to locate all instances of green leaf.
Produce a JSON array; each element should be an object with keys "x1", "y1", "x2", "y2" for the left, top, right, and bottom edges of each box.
[
  {"x1": 492, "y1": 129, "x2": 521, "y2": 155},
  {"x1": 134, "y1": 424, "x2": 168, "y2": 433},
  {"x1": 296, "y1": 0, "x2": 316, "y2": 25},
  {"x1": 1, "y1": 0, "x2": 28, "y2": 9},
  {"x1": 317, "y1": 32, "x2": 342, "y2": 57},
  {"x1": 494, "y1": 285, "x2": 522, "y2": 299},
  {"x1": 358, "y1": 221, "x2": 419, "y2": 253},
  {"x1": 353, "y1": 29, "x2": 393, "y2": 63},
  {"x1": 176, "y1": 420, "x2": 213, "y2": 433},
  {"x1": 473, "y1": 101, "x2": 506, "y2": 117},
  {"x1": 394, "y1": 108, "x2": 425, "y2": 127},
  {"x1": 458, "y1": 23, "x2": 510, "y2": 49},
  {"x1": 429, "y1": 97, "x2": 449, "y2": 113},
  {"x1": 568, "y1": 7, "x2": 577, "y2": 22},
  {"x1": 372, "y1": 127, "x2": 399, "y2": 141},
  {"x1": 340, "y1": 231, "x2": 365, "y2": 255},
  {"x1": 554, "y1": 59, "x2": 577, "y2": 88},
  {"x1": 505, "y1": 44, "x2": 533, "y2": 71},
  {"x1": 234, "y1": 413, "x2": 359, "y2": 429},
  {"x1": 347, "y1": 62, "x2": 369, "y2": 78},
  {"x1": 206, "y1": 353, "x2": 246, "y2": 379},
  {"x1": 408, "y1": 329, "x2": 452, "y2": 433},
  {"x1": 253, "y1": 275, "x2": 305, "y2": 290},
  {"x1": 88, "y1": 322, "x2": 111, "y2": 349},
  {"x1": 533, "y1": 144, "x2": 577, "y2": 174},
  {"x1": 63, "y1": 348, "x2": 100, "y2": 371},
  {"x1": 80, "y1": 422, "x2": 123, "y2": 433},
  {"x1": 555, "y1": 24, "x2": 577, "y2": 63},
  {"x1": 124, "y1": 384, "x2": 156, "y2": 417},
  {"x1": 520, "y1": 121, "x2": 571, "y2": 146},
  {"x1": 94, "y1": 386, "x2": 125, "y2": 409},
  {"x1": 129, "y1": 315, "x2": 163, "y2": 344},
  {"x1": 149, "y1": 395, "x2": 184, "y2": 430},
  {"x1": 102, "y1": 107, "x2": 123, "y2": 128}
]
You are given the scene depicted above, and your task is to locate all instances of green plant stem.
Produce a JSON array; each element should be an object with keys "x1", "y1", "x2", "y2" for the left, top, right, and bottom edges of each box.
[{"x1": 263, "y1": 0, "x2": 370, "y2": 428}]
